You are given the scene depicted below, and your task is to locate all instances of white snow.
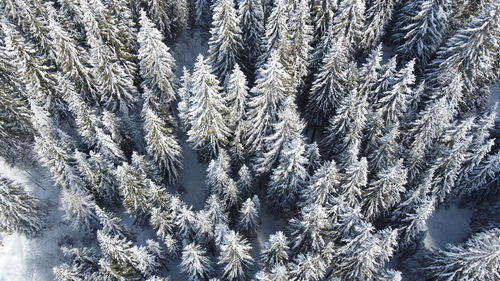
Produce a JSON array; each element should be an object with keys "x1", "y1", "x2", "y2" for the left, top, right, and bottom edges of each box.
[{"x1": 424, "y1": 204, "x2": 474, "y2": 249}]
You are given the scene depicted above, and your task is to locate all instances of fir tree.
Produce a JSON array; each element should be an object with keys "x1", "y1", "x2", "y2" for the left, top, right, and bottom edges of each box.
[
  {"x1": 115, "y1": 163, "x2": 151, "y2": 218},
  {"x1": 394, "y1": 0, "x2": 450, "y2": 72},
  {"x1": 194, "y1": 0, "x2": 211, "y2": 26},
  {"x1": 458, "y1": 151, "x2": 500, "y2": 198},
  {"x1": 138, "y1": 10, "x2": 178, "y2": 104},
  {"x1": 338, "y1": 157, "x2": 368, "y2": 207},
  {"x1": 206, "y1": 150, "x2": 233, "y2": 196},
  {"x1": 267, "y1": 138, "x2": 309, "y2": 211},
  {"x1": 180, "y1": 242, "x2": 213, "y2": 281},
  {"x1": 424, "y1": 228, "x2": 500, "y2": 281},
  {"x1": 75, "y1": 151, "x2": 119, "y2": 205},
  {"x1": 288, "y1": 253, "x2": 326, "y2": 281},
  {"x1": 301, "y1": 160, "x2": 341, "y2": 207},
  {"x1": 259, "y1": 231, "x2": 290, "y2": 271},
  {"x1": 426, "y1": 2, "x2": 499, "y2": 109},
  {"x1": 289, "y1": 203, "x2": 331, "y2": 254},
  {"x1": 330, "y1": 0, "x2": 365, "y2": 53},
  {"x1": 218, "y1": 230, "x2": 254, "y2": 281},
  {"x1": 258, "y1": 0, "x2": 290, "y2": 69},
  {"x1": 237, "y1": 164, "x2": 254, "y2": 197},
  {"x1": 60, "y1": 187, "x2": 99, "y2": 231},
  {"x1": 187, "y1": 55, "x2": 231, "y2": 158},
  {"x1": 361, "y1": 0, "x2": 399, "y2": 52},
  {"x1": 253, "y1": 97, "x2": 305, "y2": 175},
  {"x1": 238, "y1": 0, "x2": 265, "y2": 74},
  {"x1": 305, "y1": 39, "x2": 352, "y2": 128},
  {"x1": 207, "y1": 0, "x2": 242, "y2": 82},
  {"x1": 245, "y1": 50, "x2": 290, "y2": 154},
  {"x1": 142, "y1": 85, "x2": 183, "y2": 184},
  {"x1": 238, "y1": 196, "x2": 261, "y2": 235},
  {"x1": 0, "y1": 177, "x2": 48, "y2": 237},
  {"x1": 363, "y1": 159, "x2": 408, "y2": 220},
  {"x1": 226, "y1": 64, "x2": 250, "y2": 161}
]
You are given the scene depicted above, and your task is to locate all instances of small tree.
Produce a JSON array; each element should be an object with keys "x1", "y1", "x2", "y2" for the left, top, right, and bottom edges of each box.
[
  {"x1": 180, "y1": 242, "x2": 213, "y2": 281},
  {"x1": 218, "y1": 230, "x2": 254, "y2": 281},
  {"x1": 238, "y1": 196, "x2": 261, "y2": 235}
]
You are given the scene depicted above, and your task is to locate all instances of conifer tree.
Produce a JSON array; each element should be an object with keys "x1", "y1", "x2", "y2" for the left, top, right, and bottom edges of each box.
[
  {"x1": 394, "y1": 0, "x2": 450, "y2": 72},
  {"x1": 180, "y1": 242, "x2": 213, "y2": 281},
  {"x1": 253, "y1": 97, "x2": 305, "y2": 175},
  {"x1": 431, "y1": 118, "x2": 474, "y2": 202},
  {"x1": 138, "y1": 10, "x2": 178, "y2": 104},
  {"x1": 289, "y1": 203, "x2": 331, "y2": 254},
  {"x1": 226, "y1": 64, "x2": 250, "y2": 161},
  {"x1": 288, "y1": 253, "x2": 326, "y2": 281},
  {"x1": 305, "y1": 39, "x2": 352, "y2": 128},
  {"x1": 426, "y1": 2, "x2": 499, "y2": 108},
  {"x1": 60, "y1": 187, "x2": 99, "y2": 231},
  {"x1": 75, "y1": 151, "x2": 119, "y2": 205},
  {"x1": 259, "y1": 231, "x2": 290, "y2": 271},
  {"x1": 237, "y1": 164, "x2": 254, "y2": 197},
  {"x1": 301, "y1": 160, "x2": 341, "y2": 207},
  {"x1": 187, "y1": 55, "x2": 231, "y2": 158},
  {"x1": 338, "y1": 157, "x2": 368, "y2": 207},
  {"x1": 218, "y1": 230, "x2": 254, "y2": 281},
  {"x1": 458, "y1": 151, "x2": 500, "y2": 198},
  {"x1": 374, "y1": 59, "x2": 416, "y2": 128},
  {"x1": 53, "y1": 246, "x2": 101, "y2": 281},
  {"x1": 267, "y1": 138, "x2": 309, "y2": 211},
  {"x1": 115, "y1": 163, "x2": 151, "y2": 218},
  {"x1": 206, "y1": 150, "x2": 233, "y2": 196},
  {"x1": 88, "y1": 33, "x2": 138, "y2": 114},
  {"x1": 333, "y1": 225, "x2": 398, "y2": 281},
  {"x1": 361, "y1": 0, "x2": 399, "y2": 52},
  {"x1": 0, "y1": 177, "x2": 48, "y2": 237},
  {"x1": 304, "y1": 142, "x2": 322, "y2": 173},
  {"x1": 205, "y1": 194, "x2": 230, "y2": 227},
  {"x1": 194, "y1": 0, "x2": 211, "y2": 26},
  {"x1": 363, "y1": 159, "x2": 408, "y2": 220},
  {"x1": 424, "y1": 228, "x2": 500, "y2": 281},
  {"x1": 358, "y1": 45, "x2": 383, "y2": 101},
  {"x1": 46, "y1": 12, "x2": 97, "y2": 100},
  {"x1": 142, "y1": 85, "x2": 183, "y2": 184},
  {"x1": 245, "y1": 50, "x2": 290, "y2": 154},
  {"x1": 258, "y1": 0, "x2": 289, "y2": 67},
  {"x1": 238, "y1": 196, "x2": 261, "y2": 235},
  {"x1": 330, "y1": 0, "x2": 365, "y2": 53},
  {"x1": 207, "y1": 0, "x2": 242, "y2": 82},
  {"x1": 95, "y1": 206, "x2": 134, "y2": 241},
  {"x1": 284, "y1": 0, "x2": 313, "y2": 90},
  {"x1": 322, "y1": 88, "x2": 367, "y2": 164},
  {"x1": 238, "y1": 0, "x2": 265, "y2": 74}
]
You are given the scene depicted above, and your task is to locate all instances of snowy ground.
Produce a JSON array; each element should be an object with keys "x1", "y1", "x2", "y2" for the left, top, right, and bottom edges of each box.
[{"x1": 424, "y1": 205, "x2": 474, "y2": 249}]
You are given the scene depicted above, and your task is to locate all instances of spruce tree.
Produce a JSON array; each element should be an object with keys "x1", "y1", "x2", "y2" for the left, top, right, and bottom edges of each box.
[
  {"x1": 301, "y1": 160, "x2": 341, "y2": 207},
  {"x1": 0, "y1": 177, "x2": 48, "y2": 237},
  {"x1": 361, "y1": 0, "x2": 399, "y2": 52},
  {"x1": 338, "y1": 157, "x2": 368, "y2": 207},
  {"x1": 394, "y1": 0, "x2": 450, "y2": 72},
  {"x1": 207, "y1": 0, "x2": 242, "y2": 82},
  {"x1": 259, "y1": 231, "x2": 290, "y2": 271},
  {"x1": 238, "y1": 0, "x2": 265, "y2": 74},
  {"x1": 115, "y1": 162, "x2": 152, "y2": 218},
  {"x1": 363, "y1": 159, "x2": 408, "y2": 220},
  {"x1": 245, "y1": 50, "x2": 290, "y2": 154},
  {"x1": 238, "y1": 196, "x2": 261, "y2": 235},
  {"x1": 180, "y1": 242, "x2": 213, "y2": 281},
  {"x1": 267, "y1": 138, "x2": 309, "y2": 211},
  {"x1": 305, "y1": 39, "x2": 352, "y2": 128},
  {"x1": 330, "y1": 0, "x2": 365, "y2": 53},
  {"x1": 218, "y1": 230, "x2": 254, "y2": 281},
  {"x1": 289, "y1": 203, "x2": 331, "y2": 254},
  {"x1": 426, "y1": 2, "x2": 499, "y2": 108},
  {"x1": 138, "y1": 10, "x2": 178, "y2": 104},
  {"x1": 142, "y1": 85, "x2": 183, "y2": 184},
  {"x1": 226, "y1": 64, "x2": 250, "y2": 161},
  {"x1": 424, "y1": 228, "x2": 500, "y2": 281},
  {"x1": 253, "y1": 97, "x2": 305, "y2": 175},
  {"x1": 60, "y1": 187, "x2": 99, "y2": 231},
  {"x1": 187, "y1": 55, "x2": 231, "y2": 158},
  {"x1": 258, "y1": 0, "x2": 289, "y2": 67}
]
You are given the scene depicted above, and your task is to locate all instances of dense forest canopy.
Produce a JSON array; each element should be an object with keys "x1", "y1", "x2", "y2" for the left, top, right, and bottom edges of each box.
[{"x1": 0, "y1": 0, "x2": 499, "y2": 280}]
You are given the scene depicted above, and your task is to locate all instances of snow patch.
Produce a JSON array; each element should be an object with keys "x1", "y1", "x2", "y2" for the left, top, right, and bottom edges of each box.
[{"x1": 424, "y1": 205, "x2": 474, "y2": 249}]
